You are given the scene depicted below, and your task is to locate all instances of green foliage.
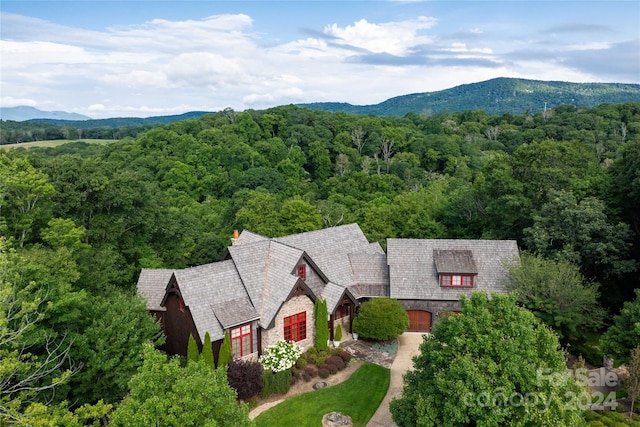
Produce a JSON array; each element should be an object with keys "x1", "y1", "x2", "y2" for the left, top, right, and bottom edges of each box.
[
  {"x1": 524, "y1": 189, "x2": 635, "y2": 280},
  {"x1": 299, "y1": 78, "x2": 640, "y2": 117},
  {"x1": 334, "y1": 324, "x2": 342, "y2": 341},
  {"x1": 505, "y1": 252, "x2": 606, "y2": 341},
  {"x1": 218, "y1": 329, "x2": 232, "y2": 368},
  {"x1": 260, "y1": 369, "x2": 292, "y2": 398},
  {"x1": 602, "y1": 290, "x2": 640, "y2": 364},
  {"x1": 69, "y1": 290, "x2": 164, "y2": 405},
  {"x1": 201, "y1": 331, "x2": 214, "y2": 369},
  {"x1": 352, "y1": 298, "x2": 408, "y2": 341},
  {"x1": 110, "y1": 343, "x2": 254, "y2": 427},
  {"x1": 187, "y1": 334, "x2": 200, "y2": 364},
  {"x1": 314, "y1": 298, "x2": 329, "y2": 350},
  {"x1": 390, "y1": 293, "x2": 586, "y2": 427}
]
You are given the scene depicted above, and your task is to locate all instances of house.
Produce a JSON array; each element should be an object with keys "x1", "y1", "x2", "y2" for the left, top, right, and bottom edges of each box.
[{"x1": 137, "y1": 224, "x2": 519, "y2": 364}]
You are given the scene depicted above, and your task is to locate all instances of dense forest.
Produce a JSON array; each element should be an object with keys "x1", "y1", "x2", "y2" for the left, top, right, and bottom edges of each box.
[{"x1": 1, "y1": 101, "x2": 639, "y2": 422}]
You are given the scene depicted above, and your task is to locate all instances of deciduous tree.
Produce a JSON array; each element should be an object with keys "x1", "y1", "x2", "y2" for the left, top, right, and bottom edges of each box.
[{"x1": 390, "y1": 293, "x2": 585, "y2": 427}]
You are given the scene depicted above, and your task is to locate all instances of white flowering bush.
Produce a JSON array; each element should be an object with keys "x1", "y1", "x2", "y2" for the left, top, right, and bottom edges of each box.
[{"x1": 259, "y1": 340, "x2": 303, "y2": 373}]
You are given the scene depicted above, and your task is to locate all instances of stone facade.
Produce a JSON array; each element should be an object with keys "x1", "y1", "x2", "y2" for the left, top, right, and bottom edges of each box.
[{"x1": 261, "y1": 295, "x2": 315, "y2": 351}]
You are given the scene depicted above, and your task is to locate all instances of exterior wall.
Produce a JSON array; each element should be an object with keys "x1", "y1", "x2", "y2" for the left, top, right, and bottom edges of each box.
[
  {"x1": 399, "y1": 299, "x2": 462, "y2": 326},
  {"x1": 295, "y1": 260, "x2": 325, "y2": 296},
  {"x1": 163, "y1": 293, "x2": 200, "y2": 356},
  {"x1": 261, "y1": 295, "x2": 315, "y2": 352}
]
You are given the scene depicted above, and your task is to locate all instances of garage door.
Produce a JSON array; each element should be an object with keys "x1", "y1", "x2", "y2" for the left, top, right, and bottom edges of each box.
[{"x1": 407, "y1": 310, "x2": 432, "y2": 332}]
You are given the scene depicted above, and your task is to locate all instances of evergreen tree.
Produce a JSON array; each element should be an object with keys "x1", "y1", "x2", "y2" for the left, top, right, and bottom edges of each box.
[
  {"x1": 201, "y1": 332, "x2": 214, "y2": 369},
  {"x1": 314, "y1": 298, "x2": 329, "y2": 350},
  {"x1": 187, "y1": 334, "x2": 200, "y2": 364},
  {"x1": 218, "y1": 330, "x2": 232, "y2": 367}
]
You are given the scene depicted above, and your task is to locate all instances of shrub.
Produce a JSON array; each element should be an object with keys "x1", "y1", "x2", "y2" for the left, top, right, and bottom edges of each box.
[
  {"x1": 227, "y1": 359, "x2": 263, "y2": 401},
  {"x1": 259, "y1": 340, "x2": 303, "y2": 372},
  {"x1": 306, "y1": 352, "x2": 318, "y2": 366},
  {"x1": 352, "y1": 298, "x2": 409, "y2": 341},
  {"x1": 305, "y1": 366, "x2": 317, "y2": 378},
  {"x1": 327, "y1": 356, "x2": 345, "y2": 370},
  {"x1": 295, "y1": 356, "x2": 307, "y2": 369},
  {"x1": 326, "y1": 363, "x2": 338, "y2": 375},
  {"x1": 339, "y1": 351, "x2": 353, "y2": 363},
  {"x1": 318, "y1": 368, "x2": 330, "y2": 379},
  {"x1": 261, "y1": 369, "x2": 292, "y2": 398},
  {"x1": 331, "y1": 347, "x2": 344, "y2": 356},
  {"x1": 334, "y1": 324, "x2": 343, "y2": 341}
]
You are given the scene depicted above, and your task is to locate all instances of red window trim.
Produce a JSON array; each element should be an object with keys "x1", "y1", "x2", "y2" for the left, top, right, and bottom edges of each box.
[
  {"x1": 297, "y1": 265, "x2": 306, "y2": 281},
  {"x1": 440, "y1": 274, "x2": 474, "y2": 287},
  {"x1": 231, "y1": 324, "x2": 253, "y2": 358},
  {"x1": 284, "y1": 312, "x2": 307, "y2": 342}
]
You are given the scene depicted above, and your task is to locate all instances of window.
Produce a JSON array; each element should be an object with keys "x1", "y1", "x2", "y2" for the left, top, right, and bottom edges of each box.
[
  {"x1": 336, "y1": 303, "x2": 351, "y2": 319},
  {"x1": 440, "y1": 274, "x2": 474, "y2": 287},
  {"x1": 297, "y1": 265, "x2": 306, "y2": 281},
  {"x1": 284, "y1": 312, "x2": 306, "y2": 342},
  {"x1": 231, "y1": 324, "x2": 253, "y2": 358}
]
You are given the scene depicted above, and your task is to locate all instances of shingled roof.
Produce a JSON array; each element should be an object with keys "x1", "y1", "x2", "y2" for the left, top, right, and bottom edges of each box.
[
  {"x1": 348, "y1": 253, "x2": 390, "y2": 298},
  {"x1": 275, "y1": 223, "x2": 384, "y2": 287},
  {"x1": 387, "y1": 239, "x2": 519, "y2": 300},
  {"x1": 173, "y1": 260, "x2": 258, "y2": 342},
  {"x1": 137, "y1": 268, "x2": 173, "y2": 311},
  {"x1": 228, "y1": 240, "x2": 307, "y2": 328}
]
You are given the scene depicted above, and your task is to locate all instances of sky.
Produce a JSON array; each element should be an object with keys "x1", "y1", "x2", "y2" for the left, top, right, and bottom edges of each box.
[{"x1": 1, "y1": 1, "x2": 639, "y2": 119}]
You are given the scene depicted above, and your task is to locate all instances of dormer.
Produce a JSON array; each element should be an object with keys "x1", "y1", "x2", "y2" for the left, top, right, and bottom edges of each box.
[{"x1": 434, "y1": 249, "x2": 477, "y2": 287}]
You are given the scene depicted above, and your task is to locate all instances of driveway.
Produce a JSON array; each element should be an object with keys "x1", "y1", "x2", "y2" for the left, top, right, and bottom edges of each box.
[{"x1": 367, "y1": 333, "x2": 425, "y2": 427}]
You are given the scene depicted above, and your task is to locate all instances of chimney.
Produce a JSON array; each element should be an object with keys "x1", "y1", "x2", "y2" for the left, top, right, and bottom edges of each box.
[{"x1": 231, "y1": 229, "x2": 239, "y2": 245}]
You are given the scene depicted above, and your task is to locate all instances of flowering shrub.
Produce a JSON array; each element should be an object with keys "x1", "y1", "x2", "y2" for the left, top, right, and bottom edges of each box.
[{"x1": 259, "y1": 340, "x2": 303, "y2": 373}]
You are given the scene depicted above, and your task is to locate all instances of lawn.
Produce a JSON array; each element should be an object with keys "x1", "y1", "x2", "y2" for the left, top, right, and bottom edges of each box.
[
  {"x1": 254, "y1": 362, "x2": 390, "y2": 427},
  {"x1": 0, "y1": 139, "x2": 117, "y2": 149}
]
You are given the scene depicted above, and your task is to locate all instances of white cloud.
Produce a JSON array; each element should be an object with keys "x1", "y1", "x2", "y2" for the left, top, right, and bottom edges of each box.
[
  {"x1": 1, "y1": 96, "x2": 38, "y2": 107},
  {"x1": 1, "y1": 7, "x2": 636, "y2": 118},
  {"x1": 324, "y1": 16, "x2": 436, "y2": 55}
]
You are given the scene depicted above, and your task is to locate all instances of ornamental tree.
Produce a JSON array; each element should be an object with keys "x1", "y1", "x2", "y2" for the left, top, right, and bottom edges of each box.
[
  {"x1": 390, "y1": 293, "x2": 585, "y2": 427},
  {"x1": 352, "y1": 298, "x2": 408, "y2": 341},
  {"x1": 314, "y1": 298, "x2": 329, "y2": 350},
  {"x1": 218, "y1": 330, "x2": 232, "y2": 368}
]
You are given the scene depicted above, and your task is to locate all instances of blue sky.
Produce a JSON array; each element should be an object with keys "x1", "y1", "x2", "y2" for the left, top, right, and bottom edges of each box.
[{"x1": 1, "y1": 1, "x2": 639, "y2": 118}]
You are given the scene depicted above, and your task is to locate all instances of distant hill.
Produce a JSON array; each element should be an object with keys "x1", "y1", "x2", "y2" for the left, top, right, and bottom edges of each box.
[
  {"x1": 28, "y1": 111, "x2": 214, "y2": 129},
  {"x1": 1, "y1": 106, "x2": 92, "y2": 121},
  {"x1": 298, "y1": 78, "x2": 640, "y2": 116}
]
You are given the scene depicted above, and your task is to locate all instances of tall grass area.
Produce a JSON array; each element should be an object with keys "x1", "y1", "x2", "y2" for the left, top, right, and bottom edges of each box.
[{"x1": 254, "y1": 362, "x2": 390, "y2": 427}]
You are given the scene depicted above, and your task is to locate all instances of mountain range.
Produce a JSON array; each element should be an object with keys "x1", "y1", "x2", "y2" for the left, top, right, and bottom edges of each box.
[{"x1": 2, "y1": 78, "x2": 639, "y2": 126}]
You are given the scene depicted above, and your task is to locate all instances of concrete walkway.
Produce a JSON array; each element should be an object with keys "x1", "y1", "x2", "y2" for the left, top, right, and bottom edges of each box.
[{"x1": 367, "y1": 333, "x2": 425, "y2": 427}]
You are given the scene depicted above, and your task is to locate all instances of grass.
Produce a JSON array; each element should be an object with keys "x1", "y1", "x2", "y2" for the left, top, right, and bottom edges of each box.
[
  {"x1": 0, "y1": 139, "x2": 116, "y2": 149},
  {"x1": 254, "y1": 362, "x2": 390, "y2": 427}
]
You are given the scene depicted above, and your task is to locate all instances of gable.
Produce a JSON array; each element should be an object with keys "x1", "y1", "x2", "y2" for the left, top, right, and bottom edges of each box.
[{"x1": 173, "y1": 261, "x2": 258, "y2": 342}]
